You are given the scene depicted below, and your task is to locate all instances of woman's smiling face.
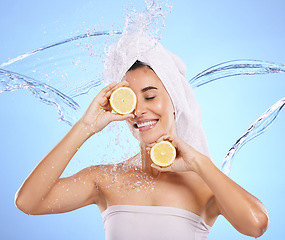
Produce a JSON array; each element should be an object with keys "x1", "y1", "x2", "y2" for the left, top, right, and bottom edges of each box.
[{"x1": 125, "y1": 65, "x2": 177, "y2": 144}]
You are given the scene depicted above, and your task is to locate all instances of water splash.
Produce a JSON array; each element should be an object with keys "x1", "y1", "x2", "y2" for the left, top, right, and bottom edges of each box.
[
  {"x1": 99, "y1": 154, "x2": 156, "y2": 193},
  {"x1": 122, "y1": 0, "x2": 170, "y2": 40},
  {"x1": 221, "y1": 98, "x2": 285, "y2": 176},
  {"x1": 0, "y1": 68, "x2": 79, "y2": 125},
  {"x1": 66, "y1": 78, "x2": 102, "y2": 98},
  {"x1": 189, "y1": 59, "x2": 285, "y2": 88},
  {"x1": 0, "y1": 0, "x2": 284, "y2": 176},
  {"x1": 0, "y1": 30, "x2": 122, "y2": 68},
  {"x1": 0, "y1": 30, "x2": 122, "y2": 124},
  {"x1": 103, "y1": 0, "x2": 170, "y2": 85},
  {"x1": 189, "y1": 59, "x2": 285, "y2": 175},
  {"x1": 0, "y1": 1, "x2": 169, "y2": 126}
]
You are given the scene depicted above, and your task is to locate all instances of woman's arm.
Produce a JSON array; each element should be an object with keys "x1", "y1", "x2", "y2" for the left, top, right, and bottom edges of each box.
[
  {"x1": 15, "y1": 121, "x2": 96, "y2": 215},
  {"x1": 15, "y1": 81, "x2": 133, "y2": 215},
  {"x1": 197, "y1": 156, "x2": 269, "y2": 238},
  {"x1": 150, "y1": 135, "x2": 269, "y2": 238}
]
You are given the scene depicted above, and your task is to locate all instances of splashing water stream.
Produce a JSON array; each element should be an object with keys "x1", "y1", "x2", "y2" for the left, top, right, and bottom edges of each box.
[
  {"x1": 0, "y1": 30, "x2": 122, "y2": 68},
  {"x1": 188, "y1": 59, "x2": 285, "y2": 175},
  {"x1": 189, "y1": 59, "x2": 285, "y2": 88},
  {"x1": 221, "y1": 97, "x2": 285, "y2": 175}
]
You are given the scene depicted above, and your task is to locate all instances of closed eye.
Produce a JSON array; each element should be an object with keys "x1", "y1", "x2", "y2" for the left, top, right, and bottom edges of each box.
[{"x1": 145, "y1": 96, "x2": 155, "y2": 100}]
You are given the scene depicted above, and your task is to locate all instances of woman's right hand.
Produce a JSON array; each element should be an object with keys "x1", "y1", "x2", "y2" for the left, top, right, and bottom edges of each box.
[{"x1": 79, "y1": 81, "x2": 134, "y2": 135}]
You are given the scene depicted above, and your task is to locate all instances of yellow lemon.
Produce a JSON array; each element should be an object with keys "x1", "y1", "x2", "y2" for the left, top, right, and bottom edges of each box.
[
  {"x1": 110, "y1": 87, "x2": 137, "y2": 114},
  {"x1": 150, "y1": 141, "x2": 176, "y2": 167}
]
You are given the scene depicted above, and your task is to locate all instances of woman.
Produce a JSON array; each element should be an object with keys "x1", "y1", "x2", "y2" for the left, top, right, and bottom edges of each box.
[{"x1": 15, "y1": 33, "x2": 269, "y2": 239}]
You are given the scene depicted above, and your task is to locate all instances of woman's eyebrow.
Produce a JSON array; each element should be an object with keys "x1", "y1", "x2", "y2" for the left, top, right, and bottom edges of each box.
[{"x1": 141, "y1": 86, "x2": 158, "y2": 92}]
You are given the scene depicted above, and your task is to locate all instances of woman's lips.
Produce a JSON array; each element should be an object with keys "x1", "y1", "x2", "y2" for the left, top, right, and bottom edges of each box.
[{"x1": 134, "y1": 119, "x2": 159, "y2": 131}]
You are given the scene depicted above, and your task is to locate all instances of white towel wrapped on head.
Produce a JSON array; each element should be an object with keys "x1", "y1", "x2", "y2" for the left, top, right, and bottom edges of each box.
[{"x1": 104, "y1": 33, "x2": 211, "y2": 159}]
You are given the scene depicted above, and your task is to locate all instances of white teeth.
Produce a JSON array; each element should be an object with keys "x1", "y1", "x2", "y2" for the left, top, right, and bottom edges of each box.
[{"x1": 136, "y1": 120, "x2": 157, "y2": 128}]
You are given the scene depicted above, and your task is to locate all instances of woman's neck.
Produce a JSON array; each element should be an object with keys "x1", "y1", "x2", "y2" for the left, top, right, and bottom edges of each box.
[{"x1": 140, "y1": 143, "x2": 160, "y2": 177}]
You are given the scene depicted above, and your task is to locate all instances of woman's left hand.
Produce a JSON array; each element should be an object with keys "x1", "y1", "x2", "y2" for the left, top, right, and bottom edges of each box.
[{"x1": 147, "y1": 135, "x2": 206, "y2": 173}]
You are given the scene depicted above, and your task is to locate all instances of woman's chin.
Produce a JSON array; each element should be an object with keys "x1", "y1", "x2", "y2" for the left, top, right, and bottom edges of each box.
[
  {"x1": 128, "y1": 124, "x2": 176, "y2": 145},
  {"x1": 137, "y1": 133, "x2": 164, "y2": 145}
]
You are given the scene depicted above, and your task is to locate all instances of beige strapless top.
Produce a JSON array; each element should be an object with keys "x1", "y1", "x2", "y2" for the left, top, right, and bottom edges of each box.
[{"x1": 101, "y1": 205, "x2": 211, "y2": 240}]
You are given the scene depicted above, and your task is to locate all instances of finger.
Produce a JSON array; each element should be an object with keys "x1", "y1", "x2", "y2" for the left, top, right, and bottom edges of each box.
[
  {"x1": 147, "y1": 142, "x2": 156, "y2": 149},
  {"x1": 111, "y1": 113, "x2": 135, "y2": 122},
  {"x1": 146, "y1": 135, "x2": 174, "y2": 154},
  {"x1": 100, "y1": 82, "x2": 118, "y2": 96},
  {"x1": 92, "y1": 81, "x2": 130, "y2": 105},
  {"x1": 104, "y1": 81, "x2": 130, "y2": 98},
  {"x1": 98, "y1": 83, "x2": 129, "y2": 107},
  {"x1": 118, "y1": 80, "x2": 129, "y2": 87},
  {"x1": 151, "y1": 164, "x2": 173, "y2": 172},
  {"x1": 155, "y1": 135, "x2": 174, "y2": 144},
  {"x1": 97, "y1": 82, "x2": 121, "y2": 100},
  {"x1": 170, "y1": 138, "x2": 180, "y2": 149},
  {"x1": 88, "y1": 82, "x2": 118, "y2": 108}
]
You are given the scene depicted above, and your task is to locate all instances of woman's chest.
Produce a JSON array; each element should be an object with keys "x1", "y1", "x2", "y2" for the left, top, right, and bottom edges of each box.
[{"x1": 99, "y1": 171, "x2": 212, "y2": 214}]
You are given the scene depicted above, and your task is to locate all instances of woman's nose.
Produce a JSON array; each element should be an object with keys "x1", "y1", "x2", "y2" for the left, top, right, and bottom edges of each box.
[{"x1": 134, "y1": 100, "x2": 146, "y2": 117}]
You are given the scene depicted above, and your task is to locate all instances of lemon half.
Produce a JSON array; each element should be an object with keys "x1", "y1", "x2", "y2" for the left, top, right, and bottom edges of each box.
[
  {"x1": 150, "y1": 141, "x2": 176, "y2": 167},
  {"x1": 110, "y1": 87, "x2": 137, "y2": 115}
]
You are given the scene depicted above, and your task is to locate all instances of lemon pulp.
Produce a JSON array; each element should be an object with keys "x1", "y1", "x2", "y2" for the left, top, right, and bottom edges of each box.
[
  {"x1": 150, "y1": 141, "x2": 176, "y2": 167},
  {"x1": 110, "y1": 87, "x2": 137, "y2": 114}
]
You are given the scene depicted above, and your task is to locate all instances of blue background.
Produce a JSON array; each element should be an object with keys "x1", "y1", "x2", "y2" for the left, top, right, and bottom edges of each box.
[{"x1": 0, "y1": 0, "x2": 284, "y2": 239}]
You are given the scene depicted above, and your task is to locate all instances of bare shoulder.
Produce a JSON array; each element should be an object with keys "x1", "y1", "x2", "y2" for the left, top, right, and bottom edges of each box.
[
  {"x1": 80, "y1": 162, "x2": 131, "y2": 209},
  {"x1": 86, "y1": 160, "x2": 138, "y2": 188},
  {"x1": 79, "y1": 163, "x2": 117, "y2": 187}
]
